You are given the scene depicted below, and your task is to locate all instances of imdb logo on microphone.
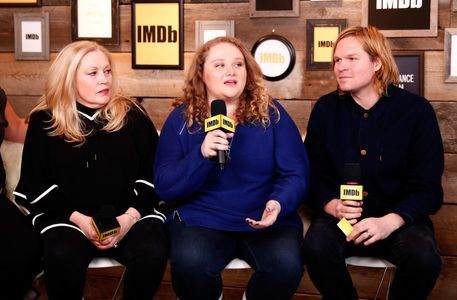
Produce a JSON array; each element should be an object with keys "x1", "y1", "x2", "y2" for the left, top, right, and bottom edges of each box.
[
  {"x1": 340, "y1": 185, "x2": 364, "y2": 201},
  {"x1": 205, "y1": 115, "x2": 235, "y2": 133}
]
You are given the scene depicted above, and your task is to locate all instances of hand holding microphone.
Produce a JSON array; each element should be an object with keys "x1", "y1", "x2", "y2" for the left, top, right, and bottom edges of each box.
[
  {"x1": 202, "y1": 99, "x2": 235, "y2": 170},
  {"x1": 91, "y1": 205, "x2": 120, "y2": 241},
  {"x1": 339, "y1": 163, "x2": 364, "y2": 221},
  {"x1": 336, "y1": 163, "x2": 365, "y2": 238}
]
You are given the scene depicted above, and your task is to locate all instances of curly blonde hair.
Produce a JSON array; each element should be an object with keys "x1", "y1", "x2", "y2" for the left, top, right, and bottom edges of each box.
[
  {"x1": 333, "y1": 26, "x2": 400, "y2": 97},
  {"x1": 173, "y1": 36, "x2": 278, "y2": 129},
  {"x1": 31, "y1": 41, "x2": 141, "y2": 145}
]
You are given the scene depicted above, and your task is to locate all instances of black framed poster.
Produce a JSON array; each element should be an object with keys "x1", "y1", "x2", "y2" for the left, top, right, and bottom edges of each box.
[{"x1": 393, "y1": 51, "x2": 424, "y2": 96}]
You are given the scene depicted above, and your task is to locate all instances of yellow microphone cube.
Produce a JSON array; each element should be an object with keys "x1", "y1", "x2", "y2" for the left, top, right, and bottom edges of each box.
[
  {"x1": 340, "y1": 184, "x2": 363, "y2": 201},
  {"x1": 220, "y1": 115, "x2": 235, "y2": 133},
  {"x1": 91, "y1": 216, "x2": 120, "y2": 241},
  {"x1": 204, "y1": 115, "x2": 221, "y2": 132}
]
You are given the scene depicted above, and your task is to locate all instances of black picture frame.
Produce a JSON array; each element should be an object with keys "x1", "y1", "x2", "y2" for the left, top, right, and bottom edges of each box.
[
  {"x1": 71, "y1": 0, "x2": 120, "y2": 45},
  {"x1": 393, "y1": 51, "x2": 424, "y2": 96},
  {"x1": 249, "y1": 0, "x2": 299, "y2": 18},
  {"x1": 306, "y1": 19, "x2": 346, "y2": 71},
  {"x1": 131, "y1": 0, "x2": 184, "y2": 69},
  {"x1": 251, "y1": 34, "x2": 296, "y2": 81},
  {"x1": 362, "y1": 0, "x2": 438, "y2": 37}
]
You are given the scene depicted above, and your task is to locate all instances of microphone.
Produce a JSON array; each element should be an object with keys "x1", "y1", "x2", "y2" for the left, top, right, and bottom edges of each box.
[
  {"x1": 91, "y1": 205, "x2": 120, "y2": 241},
  {"x1": 204, "y1": 99, "x2": 235, "y2": 170},
  {"x1": 337, "y1": 163, "x2": 364, "y2": 237},
  {"x1": 340, "y1": 163, "x2": 363, "y2": 201}
]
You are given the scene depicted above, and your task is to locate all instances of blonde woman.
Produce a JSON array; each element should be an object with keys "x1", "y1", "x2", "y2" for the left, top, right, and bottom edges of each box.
[
  {"x1": 14, "y1": 41, "x2": 168, "y2": 300},
  {"x1": 154, "y1": 36, "x2": 309, "y2": 300}
]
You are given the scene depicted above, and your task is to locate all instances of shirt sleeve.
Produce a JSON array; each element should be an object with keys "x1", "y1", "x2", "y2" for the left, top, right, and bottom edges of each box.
[
  {"x1": 128, "y1": 107, "x2": 164, "y2": 219},
  {"x1": 14, "y1": 111, "x2": 73, "y2": 219},
  {"x1": 153, "y1": 107, "x2": 217, "y2": 202},
  {"x1": 269, "y1": 101, "x2": 310, "y2": 218},
  {"x1": 304, "y1": 97, "x2": 340, "y2": 210},
  {"x1": 390, "y1": 99, "x2": 444, "y2": 223}
]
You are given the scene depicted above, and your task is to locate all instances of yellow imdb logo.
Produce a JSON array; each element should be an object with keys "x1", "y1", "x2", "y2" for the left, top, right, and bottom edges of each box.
[
  {"x1": 340, "y1": 185, "x2": 363, "y2": 201},
  {"x1": 204, "y1": 115, "x2": 235, "y2": 133},
  {"x1": 134, "y1": 3, "x2": 180, "y2": 65}
]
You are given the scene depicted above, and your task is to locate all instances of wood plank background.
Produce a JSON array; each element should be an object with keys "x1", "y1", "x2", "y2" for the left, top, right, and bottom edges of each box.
[{"x1": 1, "y1": 0, "x2": 457, "y2": 299}]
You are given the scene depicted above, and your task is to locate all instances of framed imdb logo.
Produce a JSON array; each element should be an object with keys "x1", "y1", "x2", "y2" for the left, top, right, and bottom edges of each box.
[
  {"x1": 132, "y1": 0, "x2": 183, "y2": 69},
  {"x1": 306, "y1": 19, "x2": 347, "y2": 71}
]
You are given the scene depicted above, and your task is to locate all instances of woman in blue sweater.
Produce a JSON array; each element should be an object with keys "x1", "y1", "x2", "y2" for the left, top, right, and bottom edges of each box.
[{"x1": 154, "y1": 36, "x2": 309, "y2": 300}]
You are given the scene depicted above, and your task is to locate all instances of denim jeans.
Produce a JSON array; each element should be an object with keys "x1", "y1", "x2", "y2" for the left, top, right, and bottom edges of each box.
[
  {"x1": 302, "y1": 214, "x2": 442, "y2": 300},
  {"x1": 168, "y1": 218, "x2": 304, "y2": 300}
]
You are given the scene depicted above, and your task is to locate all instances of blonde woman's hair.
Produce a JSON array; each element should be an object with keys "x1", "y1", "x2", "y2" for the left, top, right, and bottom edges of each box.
[
  {"x1": 31, "y1": 40, "x2": 140, "y2": 145},
  {"x1": 173, "y1": 36, "x2": 278, "y2": 129},
  {"x1": 333, "y1": 26, "x2": 400, "y2": 96}
]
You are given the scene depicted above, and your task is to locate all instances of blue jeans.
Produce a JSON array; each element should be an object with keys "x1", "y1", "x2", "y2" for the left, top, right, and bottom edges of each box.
[
  {"x1": 303, "y1": 214, "x2": 442, "y2": 300},
  {"x1": 168, "y1": 218, "x2": 304, "y2": 300}
]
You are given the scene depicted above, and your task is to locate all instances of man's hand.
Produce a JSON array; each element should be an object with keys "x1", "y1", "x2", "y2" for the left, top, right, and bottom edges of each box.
[{"x1": 347, "y1": 213, "x2": 405, "y2": 246}]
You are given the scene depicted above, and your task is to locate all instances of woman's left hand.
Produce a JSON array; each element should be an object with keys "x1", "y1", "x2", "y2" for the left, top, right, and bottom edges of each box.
[
  {"x1": 245, "y1": 200, "x2": 281, "y2": 229},
  {"x1": 95, "y1": 208, "x2": 140, "y2": 250}
]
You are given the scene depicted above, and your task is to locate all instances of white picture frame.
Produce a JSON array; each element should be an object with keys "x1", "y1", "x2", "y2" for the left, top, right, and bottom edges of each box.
[
  {"x1": 14, "y1": 12, "x2": 49, "y2": 60},
  {"x1": 444, "y1": 28, "x2": 457, "y2": 83},
  {"x1": 195, "y1": 20, "x2": 235, "y2": 49}
]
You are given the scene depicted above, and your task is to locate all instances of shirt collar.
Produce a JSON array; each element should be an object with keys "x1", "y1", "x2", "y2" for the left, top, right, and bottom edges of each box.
[
  {"x1": 340, "y1": 85, "x2": 394, "y2": 119},
  {"x1": 76, "y1": 102, "x2": 100, "y2": 121}
]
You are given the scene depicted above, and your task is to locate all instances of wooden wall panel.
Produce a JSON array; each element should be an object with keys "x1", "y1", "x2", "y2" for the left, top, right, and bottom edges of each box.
[
  {"x1": 430, "y1": 256, "x2": 457, "y2": 300},
  {"x1": 425, "y1": 51, "x2": 457, "y2": 101},
  {"x1": 433, "y1": 102, "x2": 457, "y2": 153},
  {"x1": 432, "y1": 204, "x2": 457, "y2": 256},
  {"x1": 142, "y1": 98, "x2": 313, "y2": 139},
  {"x1": 443, "y1": 154, "x2": 457, "y2": 203}
]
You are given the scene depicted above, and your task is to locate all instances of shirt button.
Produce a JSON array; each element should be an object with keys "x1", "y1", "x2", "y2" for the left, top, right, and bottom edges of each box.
[
  {"x1": 363, "y1": 191, "x2": 369, "y2": 197},
  {"x1": 363, "y1": 112, "x2": 369, "y2": 118},
  {"x1": 360, "y1": 149, "x2": 367, "y2": 156}
]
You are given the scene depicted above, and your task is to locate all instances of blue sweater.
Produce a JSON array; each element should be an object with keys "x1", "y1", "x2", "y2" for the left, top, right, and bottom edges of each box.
[
  {"x1": 305, "y1": 85, "x2": 444, "y2": 225},
  {"x1": 154, "y1": 100, "x2": 309, "y2": 231}
]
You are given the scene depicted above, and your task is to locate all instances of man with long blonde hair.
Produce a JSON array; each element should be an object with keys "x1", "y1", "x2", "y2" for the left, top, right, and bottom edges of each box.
[{"x1": 303, "y1": 26, "x2": 443, "y2": 300}]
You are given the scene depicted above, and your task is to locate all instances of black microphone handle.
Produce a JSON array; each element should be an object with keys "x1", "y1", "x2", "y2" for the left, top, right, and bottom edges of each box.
[
  {"x1": 211, "y1": 99, "x2": 228, "y2": 170},
  {"x1": 217, "y1": 148, "x2": 226, "y2": 170}
]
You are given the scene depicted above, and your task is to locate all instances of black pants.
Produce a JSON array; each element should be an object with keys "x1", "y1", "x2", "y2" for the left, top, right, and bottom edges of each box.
[
  {"x1": 303, "y1": 214, "x2": 442, "y2": 300},
  {"x1": 0, "y1": 196, "x2": 42, "y2": 300},
  {"x1": 43, "y1": 218, "x2": 168, "y2": 300}
]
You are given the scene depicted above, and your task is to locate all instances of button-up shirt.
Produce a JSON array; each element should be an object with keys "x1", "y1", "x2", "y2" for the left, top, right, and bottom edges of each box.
[{"x1": 305, "y1": 85, "x2": 444, "y2": 225}]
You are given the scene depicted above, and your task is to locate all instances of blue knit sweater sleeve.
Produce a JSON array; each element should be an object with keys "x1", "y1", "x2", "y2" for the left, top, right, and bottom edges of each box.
[
  {"x1": 269, "y1": 101, "x2": 310, "y2": 218},
  {"x1": 153, "y1": 106, "x2": 214, "y2": 202}
]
